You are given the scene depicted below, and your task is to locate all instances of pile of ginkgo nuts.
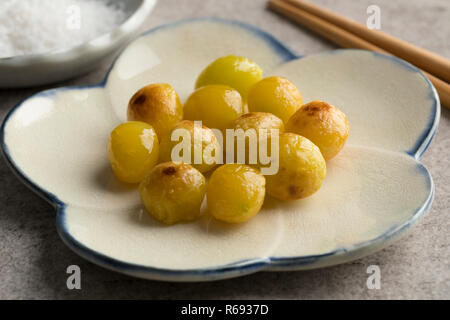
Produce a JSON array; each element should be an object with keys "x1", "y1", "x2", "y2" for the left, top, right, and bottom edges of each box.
[{"x1": 107, "y1": 55, "x2": 349, "y2": 225}]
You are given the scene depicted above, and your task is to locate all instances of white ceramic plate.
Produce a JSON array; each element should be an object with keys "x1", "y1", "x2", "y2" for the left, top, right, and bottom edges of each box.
[{"x1": 1, "y1": 18, "x2": 439, "y2": 282}]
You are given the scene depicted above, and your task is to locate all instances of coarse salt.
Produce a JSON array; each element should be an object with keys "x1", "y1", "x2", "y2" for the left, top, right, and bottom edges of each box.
[{"x1": 0, "y1": 0, "x2": 127, "y2": 58}]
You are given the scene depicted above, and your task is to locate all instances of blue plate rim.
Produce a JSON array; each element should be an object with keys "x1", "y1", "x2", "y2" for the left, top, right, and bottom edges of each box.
[{"x1": 0, "y1": 17, "x2": 439, "y2": 281}]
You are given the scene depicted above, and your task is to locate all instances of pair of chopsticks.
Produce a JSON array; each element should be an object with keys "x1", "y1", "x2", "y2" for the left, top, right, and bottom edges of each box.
[{"x1": 268, "y1": 0, "x2": 450, "y2": 109}]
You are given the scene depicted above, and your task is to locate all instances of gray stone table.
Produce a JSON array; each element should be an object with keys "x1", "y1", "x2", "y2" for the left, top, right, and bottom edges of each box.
[{"x1": 0, "y1": 0, "x2": 449, "y2": 299}]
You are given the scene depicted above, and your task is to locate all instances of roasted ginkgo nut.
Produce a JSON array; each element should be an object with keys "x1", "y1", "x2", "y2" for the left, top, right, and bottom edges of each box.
[
  {"x1": 248, "y1": 76, "x2": 303, "y2": 123},
  {"x1": 207, "y1": 164, "x2": 266, "y2": 223},
  {"x1": 286, "y1": 101, "x2": 349, "y2": 160},
  {"x1": 230, "y1": 112, "x2": 284, "y2": 165},
  {"x1": 127, "y1": 83, "x2": 183, "y2": 139},
  {"x1": 159, "y1": 120, "x2": 221, "y2": 173},
  {"x1": 231, "y1": 112, "x2": 285, "y2": 132},
  {"x1": 265, "y1": 133, "x2": 326, "y2": 201},
  {"x1": 184, "y1": 85, "x2": 244, "y2": 131},
  {"x1": 107, "y1": 121, "x2": 159, "y2": 184},
  {"x1": 139, "y1": 162, "x2": 206, "y2": 225},
  {"x1": 196, "y1": 55, "x2": 263, "y2": 99}
]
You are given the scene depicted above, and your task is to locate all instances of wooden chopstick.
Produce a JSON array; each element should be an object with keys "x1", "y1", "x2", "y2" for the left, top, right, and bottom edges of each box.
[
  {"x1": 268, "y1": 0, "x2": 450, "y2": 108},
  {"x1": 284, "y1": 0, "x2": 450, "y2": 84}
]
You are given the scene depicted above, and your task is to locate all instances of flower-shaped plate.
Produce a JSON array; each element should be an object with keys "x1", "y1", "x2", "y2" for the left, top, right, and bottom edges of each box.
[{"x1": 1, "y1": 18, "x2": 439, "y2": 281}]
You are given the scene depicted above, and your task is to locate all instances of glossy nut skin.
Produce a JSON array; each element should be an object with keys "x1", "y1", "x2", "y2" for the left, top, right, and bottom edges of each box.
[
  {"x1": 266, "y1": 133, "x2": 326, "y2": 201},
  {"x1": 230, "y1": 112, "x2": 284, "y2": 165},
  {"x1": 184, "y1": 85, "x2": 244, "y2": 131},
  {"x1": 232, "y1": 112, "x2": 285, "y2": 132},
  {"x1": 195, "y1": 55, "x2": 263, "y2": 100},
  {"x1": 248, "y1": 76, "x2": 303, "y2": 124},
  {"x1": 286, "y1": 101, "x2": 350, "y2": 160},
  {"x1": 108, "y1": 121, "x2": 159, "y2": 184},
  {"x1": 207, "y1": 164, "x2": 266, "y2": 223},
  {"x1": 127, "y1": 83, "x2": 183, "y2": 139},
  {"x1": 139, "y1": 162, "x2": 206, "y2": 225},
  {"x1": 159, "y1": 120, "x2": 221, "y2": 173}
]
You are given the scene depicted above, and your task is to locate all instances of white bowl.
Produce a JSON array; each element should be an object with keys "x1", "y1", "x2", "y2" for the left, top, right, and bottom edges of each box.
[
  {"x1": 0, "y1": 0, "x2": 157, "y2": 88},
  {"x1": 1, "y1": 18, "x2": 439, "y2": 282}
]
